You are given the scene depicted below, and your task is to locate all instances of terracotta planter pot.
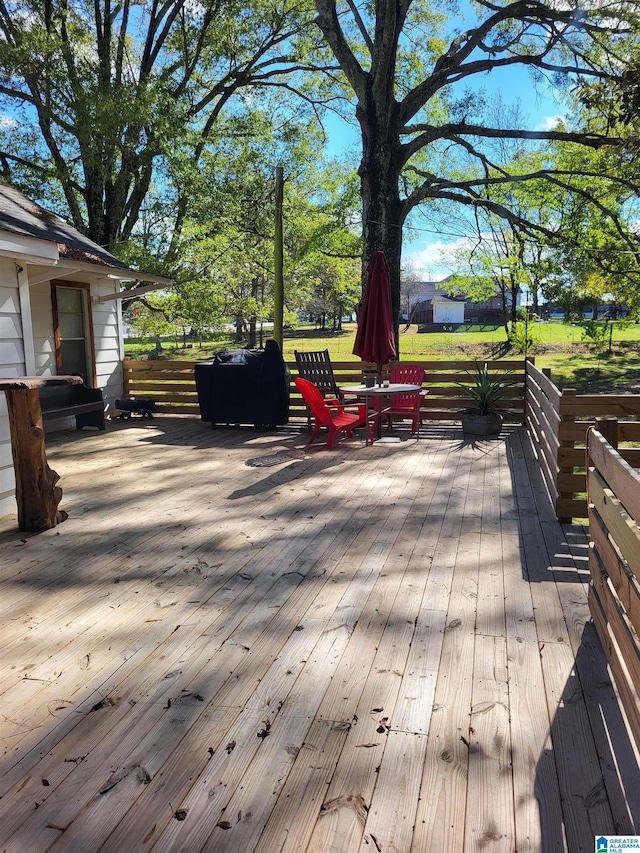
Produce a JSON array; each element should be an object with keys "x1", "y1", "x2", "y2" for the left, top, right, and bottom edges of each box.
[{"x1": 460, "y1": 410, "x2": 503, "y2": 436}]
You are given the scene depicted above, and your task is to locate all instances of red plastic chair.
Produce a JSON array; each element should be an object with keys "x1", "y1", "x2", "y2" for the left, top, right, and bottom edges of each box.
[
  {"x1": 378, "y1": 364, "x2": 427, "y2": 435},
  {"x1": 295, "y1": 378, "x2": 374, "y2": 448}
]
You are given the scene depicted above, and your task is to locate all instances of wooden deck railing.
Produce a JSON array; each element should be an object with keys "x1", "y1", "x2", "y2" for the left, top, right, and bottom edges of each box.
[
  {"x1": 524, "y1": 361, "x2": 561, "y2": 512},
  {"x1": 122, "y1": 356, "x2": 640, "y2": 520},
  {"x1": 122, "y1": 359, "x2": 199, "y2": 414},
  {"x1": 122, "y1": 357, "x2": 527, "y2": 422},
  {"x1": 388, "y1": 359, "x2": 526, "y2": 422},
  {"x1": 587, "y1": 425, "x2": 640, "y2": 745},
  {"x1": 525, "y1": 361, "x2": 640, "y2": 520}
]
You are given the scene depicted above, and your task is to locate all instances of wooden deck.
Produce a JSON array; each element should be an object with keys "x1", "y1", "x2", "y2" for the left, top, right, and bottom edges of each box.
[{"x1": 0, "y1": 416, "x2": 639, "y2": 852}]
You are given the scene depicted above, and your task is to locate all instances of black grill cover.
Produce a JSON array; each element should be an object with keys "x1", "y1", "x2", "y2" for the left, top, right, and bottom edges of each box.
[{"x1": 195, "y1": 339, "x2": 290, "y2": 428}]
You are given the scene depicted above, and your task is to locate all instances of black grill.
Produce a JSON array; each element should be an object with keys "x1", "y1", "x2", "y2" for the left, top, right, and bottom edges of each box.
[{"x1": 195, "y1": 339, "x2": 290, "y2": 430}]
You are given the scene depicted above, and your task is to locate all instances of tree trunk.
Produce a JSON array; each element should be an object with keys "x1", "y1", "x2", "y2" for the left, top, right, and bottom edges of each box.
[
  {"x1": 234, "y1": 315, "x2": 243, "y2": 344},
  {"x1": 248, "y1": 318, "x2": 257, "y2": 348},
  {"x1": 357, "y1": 102, "x2": 404, "y2": 355},
  {"x1": 510, "y1": 279, "x2": 519, "y2": 325},
  {"x1": 248, "y1": 279, "x2": 258, "y2": 348},
  {"x1": 499, "y1": 283, "x2": 510, "y2": 337}
]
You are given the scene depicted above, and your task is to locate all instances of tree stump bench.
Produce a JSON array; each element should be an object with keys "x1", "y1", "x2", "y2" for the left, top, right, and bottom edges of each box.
[{"x1": 0, "y1": 375, "x2": 88, "y2": 531}]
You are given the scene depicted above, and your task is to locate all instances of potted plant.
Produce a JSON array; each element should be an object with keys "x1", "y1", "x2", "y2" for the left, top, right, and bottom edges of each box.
[{"x1": 458, "y1": 362, "x2": 511, "y2": 436}]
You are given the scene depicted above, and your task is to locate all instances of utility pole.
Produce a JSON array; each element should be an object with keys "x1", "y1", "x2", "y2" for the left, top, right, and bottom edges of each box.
[{"x1": 273, "y1": 166, "x2": 284, "y2": 348}]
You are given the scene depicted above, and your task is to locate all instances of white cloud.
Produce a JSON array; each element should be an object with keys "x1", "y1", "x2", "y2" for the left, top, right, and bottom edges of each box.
[
  {"x1": 403, "y1": 237, "x2": 474, "y2": 277},
  {"x1": 535, "y1": 114, "x2": 566, "y2": 131}
]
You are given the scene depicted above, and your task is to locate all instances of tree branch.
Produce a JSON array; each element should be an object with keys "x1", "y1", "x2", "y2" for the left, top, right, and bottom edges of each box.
[
  {"x1": 401, "y1": 122, "x2": 637, "y2": 164},
  {"x1": 315, "y1": 0, "x2": 367, "y2": 102},
  {"x1": 398, "y1": 0, "x2": 634, "y2": 124},
  {"x1": 345, "y1": 0, "x2": 373, "y2": 53}
]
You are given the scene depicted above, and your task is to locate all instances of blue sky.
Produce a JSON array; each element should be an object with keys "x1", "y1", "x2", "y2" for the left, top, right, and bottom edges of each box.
[
  {"x1": 406, "y1": 68, "x2": 563, "y2": 279},
  {"x1": 324, "y1": 64, "x2": 565, "y2": 280}
]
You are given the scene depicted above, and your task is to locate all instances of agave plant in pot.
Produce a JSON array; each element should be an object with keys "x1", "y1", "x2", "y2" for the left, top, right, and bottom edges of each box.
[{"x1": 458, "y1": 362, "x2": 511, "y2": 436}]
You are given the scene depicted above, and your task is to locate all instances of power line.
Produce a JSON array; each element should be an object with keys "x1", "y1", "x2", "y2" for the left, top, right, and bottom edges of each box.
[
  {"x1": 359, "y1": 218, "x2": 476, "y2": 240},
  {"x1": 363, "y1": 218, "x2": 640, "y2": 254}
]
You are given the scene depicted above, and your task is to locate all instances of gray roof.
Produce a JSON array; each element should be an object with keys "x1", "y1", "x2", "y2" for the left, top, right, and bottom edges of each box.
[
  {"x1": 0, "y1": 182, "x2": 129, "y2": 269},
  {"x1": 407, "y1": 277, "x2": 454, "y2": 303}
]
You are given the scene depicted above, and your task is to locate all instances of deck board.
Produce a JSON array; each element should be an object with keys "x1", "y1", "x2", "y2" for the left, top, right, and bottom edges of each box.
[
  {"x1": 0, "y1": 417, "x2": 638, "y2": 852},
  {"x1": 465, "y1": 634, "x2": 513, "y2": 852}
]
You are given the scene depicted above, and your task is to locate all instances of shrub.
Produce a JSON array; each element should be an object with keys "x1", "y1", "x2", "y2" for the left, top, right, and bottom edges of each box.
[
  {"x1": 508, "y1": 319, "x2": 537, "y2": 354},
  {"x1": 580, "y1": 319, "x2": 612, "y2": 352}
]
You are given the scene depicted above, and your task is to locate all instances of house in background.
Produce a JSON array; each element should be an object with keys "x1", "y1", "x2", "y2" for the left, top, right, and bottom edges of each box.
[
  {"x1": 402, "y1": 278, "x2": 452, "y2": 321},
  {"x1": 431, "y1": 294, "x2": 466, "y2": 325},
  {"x1": 0, "y1": 183, "x2": 171, "y2": 518},
  {"x1": 464, "y1": 291, "x2": 506, "y2": 323},
  {"x1": 409, "y1": 278, "x2": 511, "y2": 325}
]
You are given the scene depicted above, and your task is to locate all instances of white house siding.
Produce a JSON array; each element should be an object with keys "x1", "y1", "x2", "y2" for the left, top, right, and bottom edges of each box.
[
  {"x1": 0, "y1": 182, "x2": 166, "y2": 525},
  {"x1": 0, "y1": 260, "x2": 24, "y2": 517},
  {"x1": 92, "y1": 280, "x2": 123, "y2": 415}
]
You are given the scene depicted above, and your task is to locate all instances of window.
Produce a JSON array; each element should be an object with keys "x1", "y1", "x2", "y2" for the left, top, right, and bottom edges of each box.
[{"x1": 51, "y1": 282, "x2": 96, "y2": 386}]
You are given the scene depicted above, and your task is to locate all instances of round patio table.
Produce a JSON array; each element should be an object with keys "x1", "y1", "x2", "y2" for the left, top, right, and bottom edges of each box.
[{"x1": 339, "y1": 383, "x2": 422, "y2": 442}]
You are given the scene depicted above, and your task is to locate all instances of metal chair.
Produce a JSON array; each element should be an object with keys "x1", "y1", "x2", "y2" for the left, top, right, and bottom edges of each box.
[{"x1": 295, "y1": 378, "x2": 374, "y2": 448}]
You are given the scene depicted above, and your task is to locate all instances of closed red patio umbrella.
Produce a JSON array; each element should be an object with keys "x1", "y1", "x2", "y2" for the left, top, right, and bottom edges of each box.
[{"x1": 353, "y1": 250, "x2": 397, "y2": 382}]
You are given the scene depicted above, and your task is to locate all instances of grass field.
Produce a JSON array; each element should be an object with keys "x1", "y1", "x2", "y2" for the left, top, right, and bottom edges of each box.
[{"x1": 125, "y1": 319, "x2": 640, "y2": 393}]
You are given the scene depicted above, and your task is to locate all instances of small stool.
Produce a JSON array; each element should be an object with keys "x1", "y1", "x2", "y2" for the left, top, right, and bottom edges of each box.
[{"x1": 116, "y1": 398, "x2": 156, "y2": 419}]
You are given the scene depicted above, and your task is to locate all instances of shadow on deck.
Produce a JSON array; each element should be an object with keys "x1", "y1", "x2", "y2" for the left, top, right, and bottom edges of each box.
[{"x1": 0, "y1": 417, "x2": 637, "y2": 851}]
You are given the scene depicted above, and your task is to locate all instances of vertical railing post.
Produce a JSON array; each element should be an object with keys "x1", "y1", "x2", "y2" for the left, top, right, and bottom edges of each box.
[
  {"x1": 123, "y1": 357, "x2": 130, "y2": 397},
  {"x1": 595, "y1": 415, "x2": 618, "y2": 449},
  {"x1": 557, "y1": 388, "x2": 577, "y2": 523},
  {"x1": 524, "y1": 358, "x2": 535, "y2": 425}
]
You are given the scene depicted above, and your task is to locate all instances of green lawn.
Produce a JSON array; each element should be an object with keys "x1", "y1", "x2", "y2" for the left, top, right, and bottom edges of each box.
[
  {"x1": 125, "y1": 320, "x2": 640, "y2": 393},
  {"x1": 535, "y1": 346, "x2": 640, "y2": 393}
]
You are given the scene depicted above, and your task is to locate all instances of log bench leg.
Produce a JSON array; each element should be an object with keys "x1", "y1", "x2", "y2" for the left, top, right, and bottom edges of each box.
[{"x1": 4, "y1": 387, "x2": 67, "y2": 531}]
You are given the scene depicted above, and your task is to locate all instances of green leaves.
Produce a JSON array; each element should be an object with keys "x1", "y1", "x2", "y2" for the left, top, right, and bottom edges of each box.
[{"x1": 0, "y1": 0, "x2": 319, "y2": 251}]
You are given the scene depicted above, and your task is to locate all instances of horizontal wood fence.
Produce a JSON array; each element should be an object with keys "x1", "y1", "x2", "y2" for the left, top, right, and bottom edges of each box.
[
  {"x1": 122, "y1": 357, "x2": 527, "y2": 423},
  {"x1": 122, "y1": 357, "x2": 640, "y2": 520},
  {"x1": 122, "y1": 359, "x2": 200, "y2": 414},
  {"x1": 587, "y1": 427, "x2": 640, "y2": 746},
  {"x1": 524, "y1": 361, "x2": 561, "y2": 514},
  {"x1": 525, "y1": 360, "x2": 640, "y2": 520}
]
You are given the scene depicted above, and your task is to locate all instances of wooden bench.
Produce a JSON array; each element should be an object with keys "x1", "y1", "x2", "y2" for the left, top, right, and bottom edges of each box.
[{"x1": 39, "y1": 382, "x2": 106, "y2": 430}]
